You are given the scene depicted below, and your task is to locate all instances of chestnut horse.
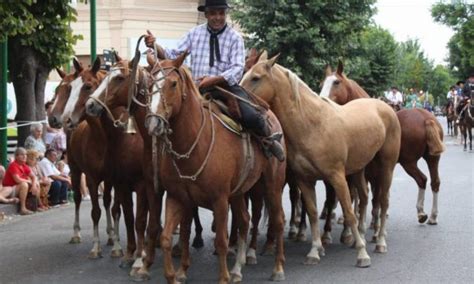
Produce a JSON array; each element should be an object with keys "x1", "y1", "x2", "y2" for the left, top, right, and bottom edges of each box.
[
  {"x1": 241, "y1": 55, "x2": 401, "y2": 266},
  {"x1": 459, "y1": 100, "x2": 474, "y2": 151},
  {"x1": 145, "y1": 54, "x2": 286, "y2": 283},
  {"x1": 321, "y1": 61, "x2": 445, "y2": 225},
  {"x1": 49, "y1": 59, "x2": 117, "y2": 259}
]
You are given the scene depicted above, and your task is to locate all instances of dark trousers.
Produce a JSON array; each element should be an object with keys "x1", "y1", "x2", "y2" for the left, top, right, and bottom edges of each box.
[
  {"x1": 49, "y1": 180, "x2": 68, "y2": 205},
  {"x1": 203, "y1": 85, "x2": 268, "y2": 137}
]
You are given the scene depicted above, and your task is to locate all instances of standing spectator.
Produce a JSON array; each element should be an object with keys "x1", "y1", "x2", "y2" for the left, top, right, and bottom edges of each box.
[
  {"x1": 38, "y1": 149, "x2": 70, "y2": 206},
  {"x1": 24, "y1": 123, "x2": 47, "y2": 158},
  {"x1": 26, "y1": 149, "x2": 51, "y2": 211},
  {"x1": 0, "y1": 165, "x2": 20, "y2": 204},
  {"x1": 1, "y1": 148, "x2": 38, "y2": 215},
  {"x1": 44, "y1": 101, "x2": 60, "y2": 147}
]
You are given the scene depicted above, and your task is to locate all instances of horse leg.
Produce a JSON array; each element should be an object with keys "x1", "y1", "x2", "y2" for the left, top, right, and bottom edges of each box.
[
  {"x1": 102, "y1": 182, "x2": 114, "y2": 246},
  {"x1": 352, "y1": 171, "x2": 369, "y2": 243},
  {"x1": 129, "y1": 183, "x2": 148, "y2": 275},
  {"x1": 191, "y1": 207, "x2": 204, "y2": 249},
  {"x1": 288, "y1": 178, "x2": 300, "y2": 240},
  {"x1": 110, "y1": 188, "x2": 124, "y2": 259},
  {"x1": 298, "y1": 180, "x2": 324, "y2": 264},
  {"x1": 160, "y1": 196, "x2": 183, "y2": 284},
  {"x1": 374, "y1": 166, "x2": 394, "y2": 254},
  {"x1": 370, "y1": 178, "x2": 381, "y2": 243},
  {"x1": 328, "y1": 172, "x2": 370, "y2": 267},
  {"x1": 117, "y1": 184, "x2": 136, "y2": 267},
  {"x1": 229, "y1": 196, "x2": 250, "y2": 283},
  {"x1": 213, "y1": 199, "x2": 230, "y2": 284},
  {"x1": 176, "y1": 207, "x2": 193, "y2": 282},
  {"x1": 228, "y1": 203, "x2": 239, "y2": 255},
  {"x1": 263, "y1": 174, "x2": 286, "y2": 281},
  {"x1": 296, "y1": 195, "x2": 307, "y2": 242},
  {"x1": 321, "y1": 181, "x2": 336, "y2": 245},
  {"x1": 69, "y1": 170, "x2": 82, "y2": 244},
  {"x1": 247, "y1": 188, "x2": 263, "y2": 264},
  {"x1": 425, "y1": 155, "x2": 441, "y2": 225},
  {"x1": 401, "y1": 161, "x2": 428, "y2": 223},
  {"x1": 87, "y1": 178, "x2": 102, "y2": 259}
]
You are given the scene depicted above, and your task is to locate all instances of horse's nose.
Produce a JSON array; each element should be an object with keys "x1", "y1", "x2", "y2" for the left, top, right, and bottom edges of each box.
[{"x1": 85, "y1": 100, "x2": 98, "y2": 116}]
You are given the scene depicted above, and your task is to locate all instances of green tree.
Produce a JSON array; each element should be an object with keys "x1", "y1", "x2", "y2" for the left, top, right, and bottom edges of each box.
[
  {"x1": 231, "y1": 0, "x2": 376, "y2": 90},
  {"x1": 430, "y1": 64, "x2": 455, "y2": 106},
  {"x1": 347, "y1": 25, "x2": 398, "y2": 97},
  {"x1": 431, "y1": 2, "x2": 474, "y2": 78},
  {"x1": 0, "y1": 0, "x2": 82, "y2": 145}
]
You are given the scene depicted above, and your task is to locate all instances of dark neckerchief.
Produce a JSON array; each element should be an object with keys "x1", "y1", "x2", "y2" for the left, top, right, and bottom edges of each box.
[{"x1": 208, "y1": 24, "x2": 227, "y2": 67}]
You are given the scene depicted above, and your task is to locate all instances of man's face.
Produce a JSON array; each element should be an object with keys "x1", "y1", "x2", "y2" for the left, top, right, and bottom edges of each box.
[
  {"x1": 205, "y1": 8, "x2": 227, "y2": 31},
  {"x1": 47, "y1": 151, "x2": 58, "y2": 162}
]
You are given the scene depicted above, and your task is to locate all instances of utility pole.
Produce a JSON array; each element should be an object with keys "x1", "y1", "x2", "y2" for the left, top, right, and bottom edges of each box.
[
  {"x1": 90, "y1": 0, "x2": 97, "y2": 63},
  {"x1": 0, "y1": 40, "x2": 7, "y2": 167}
]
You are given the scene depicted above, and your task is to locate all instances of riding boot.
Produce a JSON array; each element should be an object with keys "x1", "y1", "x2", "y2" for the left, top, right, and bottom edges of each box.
[{"x1": 261, "y1": 123, "x2": 285, "y2": 162}]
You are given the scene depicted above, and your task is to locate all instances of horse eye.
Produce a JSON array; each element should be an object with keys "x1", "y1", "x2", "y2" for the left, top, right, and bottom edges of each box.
[
  {"x1": 251, "y1": 76, "x2": 260, "y2": 82},
  {"x1": 334, "y1": 80, "x2": 340, "y2": 85},
  {"x1": 83, "y1": 84, "x2": 93, "y2": 91},
  {"x1": 115, "y1": 75, "x2": 125, "y2": 81},
  {"x1": 171, "y1": 81, "x2": 177, "y2": 88}
]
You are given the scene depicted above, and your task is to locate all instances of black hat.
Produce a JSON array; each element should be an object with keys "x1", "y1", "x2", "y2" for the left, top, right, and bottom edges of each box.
[
  {"x1": 456, "y1": 80, "x2": 465, "y2": 85},
  {"x1": 198, "y1": 0, "x2": 230, "y2": 12}
]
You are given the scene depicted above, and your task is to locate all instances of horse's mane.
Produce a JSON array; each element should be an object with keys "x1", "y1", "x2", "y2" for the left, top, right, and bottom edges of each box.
[
  {"x1": 276, "y1": 65, "x2": 339, "y2": 109},
  {"x1": 347, "y1": 78, "x2": 370, "y2": 98},
  {"x1": 179, "y1": 65, "x2": 204, "y2": 102}
]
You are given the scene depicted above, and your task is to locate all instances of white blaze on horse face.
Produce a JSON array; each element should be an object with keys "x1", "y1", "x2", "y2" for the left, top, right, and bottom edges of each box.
[
  {"x1": 62, "y1": 76, "x2": 84, "y2": 121},
  {"x1": 320, "y1": 74, "x2": 337, "y2": 98},
  {"x1": 150, "y1": 71, "x2": 165, "y2": 114},
  {"x1": 89, "y1": 68, "x2": 122, "y2": 101}
]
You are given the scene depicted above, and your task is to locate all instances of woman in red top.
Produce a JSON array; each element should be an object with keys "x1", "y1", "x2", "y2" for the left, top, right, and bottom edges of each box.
[{"x1": 2, "y1": 147, "x2": 38, "y2": 215}]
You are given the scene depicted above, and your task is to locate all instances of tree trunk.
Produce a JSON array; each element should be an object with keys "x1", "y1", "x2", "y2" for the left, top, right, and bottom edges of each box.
[{"x1": 8, "y1": 37, "x2": 51, "y2": 146}]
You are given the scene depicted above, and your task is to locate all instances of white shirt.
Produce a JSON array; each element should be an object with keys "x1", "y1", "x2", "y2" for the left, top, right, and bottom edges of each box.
[
  {"x1": 386, "y1": 91, "x2": 403, "y2": 104},
  {"x1": 38, "y1": 158, "x2": 60, "y2": 177},
  {"x1": 447, "y1": 90, "x2": 454, "y2": 99}
]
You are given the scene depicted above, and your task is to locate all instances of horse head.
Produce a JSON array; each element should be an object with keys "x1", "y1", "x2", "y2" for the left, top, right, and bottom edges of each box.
[
  {"x1": 49, "y1": 58, "x2": 83, "y2": 128},
  {"x1": 62, "y1": 57, "x2": 106, "y2": 130},
  {"x1": 145, "y1": 52, "x2": 191, "y2": 137},
  {"x1": 240, "y1": 53, "x2": 280, "y2": 105},
  {"x1": 320, "y1": 60, "x2": 354, "y2": 104}
]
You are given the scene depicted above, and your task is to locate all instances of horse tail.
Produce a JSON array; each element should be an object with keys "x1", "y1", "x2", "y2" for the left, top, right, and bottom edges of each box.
[{"x1": 425, "y1": 119, "x2": 445, "y2": 156}]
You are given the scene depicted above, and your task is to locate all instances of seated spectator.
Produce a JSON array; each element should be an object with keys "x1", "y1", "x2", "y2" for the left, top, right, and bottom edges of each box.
[
  {"x1": 1, "y1": 148, "x2": 39, "y2": 215},
  {"x1": 0, "y1": 165, "x2": 20, "y2": 204},
  {"x1": 24, "y1": 123, "x2": 47, "y2": 158},
  {"x1": 38, "y1": 149, "x2": 71, "y2": 206},
  {"x1": 26, "y1": 149, "x2": 51, "y2": 211}
]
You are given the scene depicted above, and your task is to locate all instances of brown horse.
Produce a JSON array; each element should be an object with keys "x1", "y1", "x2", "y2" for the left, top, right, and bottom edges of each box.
[
  {"x1": 62, "y1": 56, "x2": 152, "y2": 273},
  {"x1": 49, "y1": 59, "x2": 117, "y2": 259},
  {"x1": 445, "y1": 101, "x2": 456, "y2": 136},
  {"x1": 321, "y1": 61, "x2": 445, "y2": 225},
  {"x1": 144, "y1": 53, "x2": 286, "y2": 283},
  {"x1": 459, "y1": 100, "x2": 474, "y2": 151},
  {"x1": 241, "y1": 55, "x2": 401, "y2": 266}
]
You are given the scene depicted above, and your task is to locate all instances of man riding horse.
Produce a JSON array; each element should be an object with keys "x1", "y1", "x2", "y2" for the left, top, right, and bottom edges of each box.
[
  {"x1": 456, "y1": 73, "x2": 474, "y2": 124},
  {"x1": 144, "y1": 0, "x2": 285, "y2": 161}
]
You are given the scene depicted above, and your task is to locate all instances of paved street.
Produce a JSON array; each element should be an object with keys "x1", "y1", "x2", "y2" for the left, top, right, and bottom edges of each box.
[{"x1": 0, "y1": 118, "x2": 472, "y2": 283}]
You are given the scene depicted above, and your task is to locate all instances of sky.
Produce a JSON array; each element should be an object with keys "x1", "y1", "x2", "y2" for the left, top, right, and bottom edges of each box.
[{"x1": 373, "y1": 0, "x2": 456, "y2": 65}]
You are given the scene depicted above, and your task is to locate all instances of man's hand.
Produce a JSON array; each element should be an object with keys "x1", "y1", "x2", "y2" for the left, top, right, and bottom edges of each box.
[
  {"x1": 145, "y1": 30, "x2": 156, "y2": 48},
  {"x1": 197, "y1": 76, "x2": 225, "y2": 89}
]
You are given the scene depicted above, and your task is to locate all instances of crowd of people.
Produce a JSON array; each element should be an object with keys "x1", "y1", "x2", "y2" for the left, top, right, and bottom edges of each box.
[
  {"x1": 384, "y1": 86, "x2": 435, "y2": 111},
  {"x1": 0, "y1": 101, "x2": 92, "y2": 215}
]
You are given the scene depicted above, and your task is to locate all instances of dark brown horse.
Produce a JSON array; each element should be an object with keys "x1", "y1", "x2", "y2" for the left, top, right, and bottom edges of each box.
[
  {"x1": 321, "y1": 61, "x2": 445, "y2": 226},
  {"x1": 445, "y1": 101, "x2": 456, "y2": 136},
  {"x1": 49, "y1": 59, "x2": 117, "y2": 259},
  {"x1": 146, "y1": 54, "x2": 286, "y2": 283},
  {"x1": 459, "y1": 99, "x2": 473, "y2": 151}
]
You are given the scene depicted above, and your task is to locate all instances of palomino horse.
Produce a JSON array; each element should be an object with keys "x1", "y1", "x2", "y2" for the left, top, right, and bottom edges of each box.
[
  {"x1": 459, "y1": 99, "x2": 474, "y2": 151},
  {"x1": 49, "y1": 59, "x2": 117, "y2": 259},
  {"x1": 321, "y1": 61, "x2": 445, "y2": 225},
  {"x1": 62, "y1": 56, "x2": 150, "y2": 273},
  {"x1": 241, "y1": 55, "x2": 401, "y2": 266},
  {"x1": 145, "y1": 54, "x2": 286, "y2": 283}
]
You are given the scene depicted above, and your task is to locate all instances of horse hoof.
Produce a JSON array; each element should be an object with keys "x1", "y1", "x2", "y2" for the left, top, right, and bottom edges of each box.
[
  {"x1": 172, "y1": 244, "x2": 182, "y2": 257},
  {"x1": 176, "y1": 272, "x2": 187, "y2": 283},
  {"x1": 106, "y1": 238, "x2": 114, "y2": 246},
  {"x1": 270, "y1": 271, "x2": 285, "y2": 281},
  {"x1": 129, "y1": 267, "x2": 139, "y2": 277},
  {"x1": 427, "y1": 219, "x2": 438, "y2": 225},
  {"x1": 69, "y1": 236, "x2": 81, "y2": 244},
  {"x1": 288, "y1": 231, "x2": 297, "y2": 240},
  {"x1": 418, "y1": 214, "x2": 428, "y2": 223},
  {"x1": 375, "y1": 245, "x2": 387, "y2": 253},
  {"x1": 340, "y1": 234, "x2": 353, "y2": 246},
  {"x1": 110, "y1": 249, "x2": 124, "y2": 258},
  {"x1": 296, "y1": 233, "x2": 307, "y2": 242},
  {"x1": 321, "y1": 235, "x2": 332, "y2": 246},
  {"x1": 230, "y1": 272, "x2": 242, "y2": 283},
  {"x1": 356, "y1": 257, "x2": 371, "y2": 268},
  {"x1": 192, "y1": 237, "x2": 204, "y2": 249},
  {"x1": 88, "y1": 251, "x2": 103, "y2": 259},
  {"x1": 130, "y1": 270, "x2": 150, "y2": 282},
  {"x1": 304, "y1": 256, "x2": 320, "y2": 265},
  {"x1": 246, "y1": 256, "x2": 257, "y2": 265}
]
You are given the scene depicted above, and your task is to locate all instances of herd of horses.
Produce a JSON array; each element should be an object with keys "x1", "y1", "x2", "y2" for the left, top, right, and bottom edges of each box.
[{"x1": 47, "y1": 46, "x2": 446, "y2": 283}]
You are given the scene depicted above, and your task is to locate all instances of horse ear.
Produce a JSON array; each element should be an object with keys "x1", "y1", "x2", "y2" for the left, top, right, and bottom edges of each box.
[
  {"x1": 266, "y1": 53, "x2": 280, "y2": 68},
  {"x1": 173, "y1": 51, "x2": 189, "y2": 69},
  {"x1": 337, "y1": 59, "x2": 344, "y2": 75},
  {"x1": 114, "y1": 51, "x2": 123, "y2": 62},
  {"x1": 146, "y1": 50, "x2": 156, "y2": 67},
  {"x1": 56, "y1": 68, "x2": 66, "y2": 79},
  {"x1": 73, "y1": 57, "x2": 83, "y2": 74},
  {"x1": 324, "y1": 64, "x2": 332, "y2": 77},
  {"x1": 258, "y1": 50, "x2": 269, "y2": 62},
  {"x1": 248, "y1": 48, "x2": 257, "y2": 57},
  {"x1": 92, "y1": 56, "x2": 102, "y2": 74}
]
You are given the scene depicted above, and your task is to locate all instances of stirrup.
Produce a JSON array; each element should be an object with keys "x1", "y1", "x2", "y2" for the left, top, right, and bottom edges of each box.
[{"x1": 262, "y1": 133, "x2": 285, "y2": 162}]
